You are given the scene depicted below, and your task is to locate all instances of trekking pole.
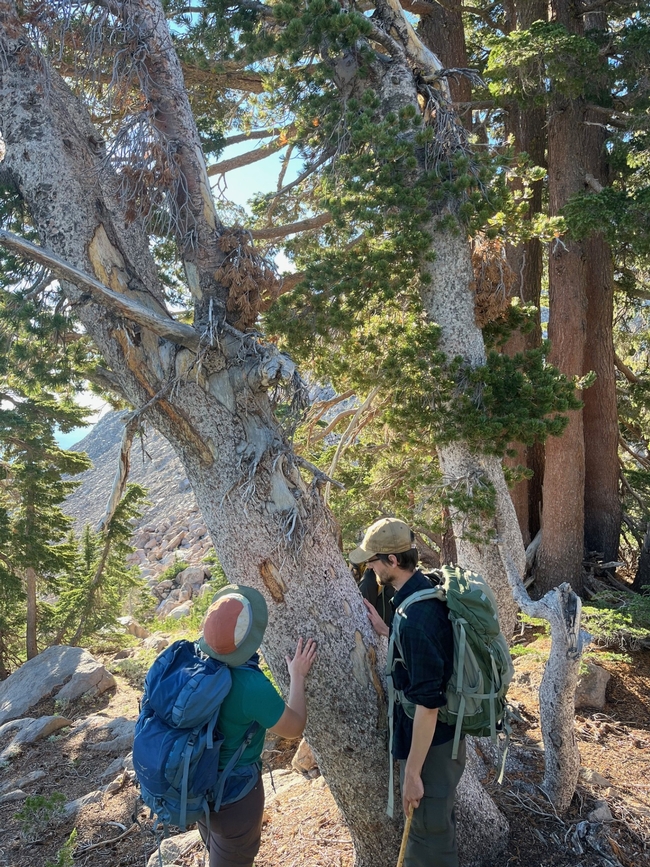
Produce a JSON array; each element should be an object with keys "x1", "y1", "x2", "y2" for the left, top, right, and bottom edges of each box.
[{"x1": 396, "y1": 804, "x2": 414, "y2": 867}]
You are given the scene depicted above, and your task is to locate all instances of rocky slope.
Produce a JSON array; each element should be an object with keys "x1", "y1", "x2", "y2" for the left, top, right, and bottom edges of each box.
[{"x1": 63, "y1": 411, "x2": 216, "y2": 616}]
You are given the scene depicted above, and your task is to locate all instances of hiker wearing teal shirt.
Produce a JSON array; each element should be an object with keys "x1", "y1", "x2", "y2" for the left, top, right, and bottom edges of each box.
[
  {"x1": 197, "y1": 584, "x2": 317, "y2": 867},
  {"x1": 350, "y1": 518, "x2": 465, "y2": 867}
]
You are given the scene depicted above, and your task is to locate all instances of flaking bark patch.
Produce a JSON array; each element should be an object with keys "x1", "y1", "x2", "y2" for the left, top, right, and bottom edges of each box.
[{"x1": 259, "y1": 559, "x2": 286, "y2": 603}]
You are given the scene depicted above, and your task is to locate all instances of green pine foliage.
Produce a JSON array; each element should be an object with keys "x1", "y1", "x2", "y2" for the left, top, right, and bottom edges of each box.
[{"x1": 50, "y1": 484, "x2": 148, "y2": 647}]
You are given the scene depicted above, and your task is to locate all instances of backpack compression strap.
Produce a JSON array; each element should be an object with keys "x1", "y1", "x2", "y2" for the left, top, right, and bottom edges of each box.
[{"x1": 211, "y1": 720, "x2": 260, "y2": 813}]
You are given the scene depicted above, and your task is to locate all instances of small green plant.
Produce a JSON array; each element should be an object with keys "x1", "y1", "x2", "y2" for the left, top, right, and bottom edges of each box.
[
  {"x1": 158, "y1": 559, "x2": 191, "y2": 582},
  {"x1": 15, "y1": 792, "x2": 66, "y2": 842},
  {"x1": 45, "y1": 828, "x2": 77, "y2": 867},
  {"x1": 509, "y1": 643, "x2": 548, "y2": 660},
  {"x1": 584, "y1": 649, "x2": 631, "y2": 665}
]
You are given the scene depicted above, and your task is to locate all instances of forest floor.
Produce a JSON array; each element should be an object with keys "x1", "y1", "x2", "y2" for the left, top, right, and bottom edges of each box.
[{"x1": 0, "y1": 629, "x2": 648, "y2": 867}]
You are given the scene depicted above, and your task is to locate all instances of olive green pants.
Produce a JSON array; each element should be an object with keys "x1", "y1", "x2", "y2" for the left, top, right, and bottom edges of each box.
[{"x1": 399, "y1": 737, "x2": 466, "y2": 867}]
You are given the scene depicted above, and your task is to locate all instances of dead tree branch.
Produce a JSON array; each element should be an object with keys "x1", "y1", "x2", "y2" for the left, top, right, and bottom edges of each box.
[{"x1": 0, "y1": 230, "x2": 201, "y2": 352}]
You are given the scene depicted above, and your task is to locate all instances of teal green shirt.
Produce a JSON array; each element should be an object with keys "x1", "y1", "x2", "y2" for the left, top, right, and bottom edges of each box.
[{"x1": 217, "y1": 666, "x2": 285, "y2": 770}]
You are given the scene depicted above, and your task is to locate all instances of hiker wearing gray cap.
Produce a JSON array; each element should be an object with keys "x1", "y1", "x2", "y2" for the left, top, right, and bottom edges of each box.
[
  {"x1": 198, "y1": 584, "x2": 317, "y2": 867},
  {"x1": 350, "y1": 519, "x2": 465, "y2": 867}
]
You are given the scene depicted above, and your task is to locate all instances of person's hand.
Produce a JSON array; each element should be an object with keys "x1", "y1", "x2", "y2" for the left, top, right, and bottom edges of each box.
[
  {"x1": 286, "y1": 637, "x2": 317, "y2": 680},
  {"x1": 402, "y1": 770, "x2": 424, "y2": 815},
  {"x1": 363, "y1": 598, "x2": 390, "y2": 637}
]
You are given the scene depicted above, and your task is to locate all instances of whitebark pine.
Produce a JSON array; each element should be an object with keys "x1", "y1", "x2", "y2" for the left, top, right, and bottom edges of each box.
[{"x1": 0, "y1": 0, "x2": 585, "y2": 860}]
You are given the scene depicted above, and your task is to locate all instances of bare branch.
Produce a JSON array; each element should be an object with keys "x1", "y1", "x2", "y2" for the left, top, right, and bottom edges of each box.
[
  {"x1": 88, "y1": 367, "x2": 130, "y2": 400},
  {"x1": 614, "y1": 353, "x2": 641, "y2": 384},
  {"x1": 96, "y1": 415, "x2": 140, "y2": 532},
  {"x1": 324, "y1": 387, "x2": 382, "y2": 505},
  {"x1": 619, "y1": 435, "x2": 650, "y2": 470},
  {"x1": 310, "y1": 408, "x2": 358, "y2": 444},
  {"x1": 182, "y1": 64, "x2": 265, "y2": 94},
  {"x1": 0, "y1": 230, "x2": 201, "y2": 352},
  {"x1": 307, "y1": 389, "x2": 356, "y2": 428},
  {"x1": 249, "y1": 212, "x2": 332, "y2": 240},
  {"x1": 207, "y1": 137, "x2": 287, "y2": 177},
  {"x1": 265, "y1": 143, "x2": 295, "y2": 224},
  {"x1": 263, "y1": 151, "x2": 333, "y2": 201},
  {"x1": 223, "y1": 128, "x2": 292, "y2": 147},
  {"x1": 585, "y1": 104, "x2": 630, "y2": 128},
  {"x1": 294, "y1": 455, "x2": 345, "y2": 489}
]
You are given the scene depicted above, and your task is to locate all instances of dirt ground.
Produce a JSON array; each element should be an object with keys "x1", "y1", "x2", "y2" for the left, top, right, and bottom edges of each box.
[{"x1": 0, "y1": 635, "x2": 648, "y2": 867}]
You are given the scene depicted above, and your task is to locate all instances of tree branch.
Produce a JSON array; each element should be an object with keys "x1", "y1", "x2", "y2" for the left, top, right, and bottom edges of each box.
[
  {"x1": 306, "y1": 389, "x2": 356, "y2": 429},
  {"x1": 614, "y1": 353, "x2": 641, "y2": 384},
  {"x1": 262, "y1": 151, "x2": 333, "y2": 201},
  {"x1": 619, "y1": 435, "x2": 650, "y2": 470},
  {"x1": 310, "y1": 408, "x2": 358, "y2": 444},
  {"x1": 96, "y1": 415, "x2": 140, "y2": 532},
  {"x1": 0, "y1": 230, "x2": 201, "y2": 353},
  {"x1": 249, "y1": 212, "x2": 332, "y2": 240},
  {"x1": 324, "y1": 387, "x2": 382, "y2": 505},
  {"x1": 207, "y1": 137, "x2": 287, "y2": 177},
  {"x1": 376, "y1": 0, "x2": 448, "y2": 86},
  {"x1": 103, "y1": 0, "x2": 224, "y2": 300},
  {"x1": 223, "y1": 128, "x2": 291, "y2": 147}
]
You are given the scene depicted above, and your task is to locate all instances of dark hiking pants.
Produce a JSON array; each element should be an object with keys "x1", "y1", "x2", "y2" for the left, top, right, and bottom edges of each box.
[
  {"x1": 197, "y1": 772, "x2": 264, "y2": 867},
  {"x1": 399, "y1": 737, "x2": 467, "y2": 867}
]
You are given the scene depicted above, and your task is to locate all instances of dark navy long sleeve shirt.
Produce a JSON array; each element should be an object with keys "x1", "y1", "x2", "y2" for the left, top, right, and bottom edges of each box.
[{"x1": 390, "y1": 571, "x2": 455, "y2": 759}]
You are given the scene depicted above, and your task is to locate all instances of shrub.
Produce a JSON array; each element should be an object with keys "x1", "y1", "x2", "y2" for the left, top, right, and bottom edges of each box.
[
  {"x1": 14, "y1": 792, "x2": 66, "y2": 842},
  {"x1": 46, "y1": 829, "x2": 77, "y2": 867}
]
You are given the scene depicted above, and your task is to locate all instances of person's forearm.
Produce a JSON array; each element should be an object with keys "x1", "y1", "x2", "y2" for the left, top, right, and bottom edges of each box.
[
  {"x1": 286, "y1": 674, "x2": 307, "y2": 727},
  {"x1": 405, "y1": 706, "x2": 438, "y2": 780}
]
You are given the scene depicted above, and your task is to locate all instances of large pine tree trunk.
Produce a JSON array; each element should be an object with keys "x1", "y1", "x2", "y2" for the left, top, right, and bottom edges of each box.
[
  {"x1": 536, "y1": 80, "x2": 587, "y2": 594},
  {"x1": 422, "y1": 229, "x2": 523, "y2": 638},
  {"x1": 583, "y1": 232, "x2": 621, "y2": 562},
  {"x1": 417, "y1": 0, "x2": 472, "y2": 126},
  {"x1": 24, "y1": 567, "x2": 38, "y2": 660},
  {"x1": 581, "y1": 12, "x2": 621, "y2": 563},
  {"x1": 501, "y1": 0, "x2": 547, "y2": 548}
]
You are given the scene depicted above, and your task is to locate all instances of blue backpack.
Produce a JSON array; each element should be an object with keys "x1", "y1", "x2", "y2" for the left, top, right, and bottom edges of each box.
[{"x1": 132, "y1": 639, "x2": 259, "y2": 833}]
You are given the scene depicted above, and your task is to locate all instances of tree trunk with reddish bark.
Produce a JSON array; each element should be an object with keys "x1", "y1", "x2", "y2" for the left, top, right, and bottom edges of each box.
[{"x1": 536, "y1": 0, "x2": 588, "y2": 593}]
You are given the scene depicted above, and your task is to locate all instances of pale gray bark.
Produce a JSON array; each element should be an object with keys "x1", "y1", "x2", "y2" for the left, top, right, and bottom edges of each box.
[
  {"x1": 0, "y1": 0, "x2": 580, "y2": 857},
  {"x1": 421, "y1": 229, "x2": 523, "y2": 638},
  {"x1": 0, "y1": 6, "x2": 397, "y2": 863},
  {"x1": 499, "y1": 545, "x2": 588, "y2": 811}
]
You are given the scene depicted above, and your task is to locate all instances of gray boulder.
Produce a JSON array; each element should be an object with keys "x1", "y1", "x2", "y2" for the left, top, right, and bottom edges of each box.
[
  {"x1": 117, "y1": 616, "x2": 150, "y2": 640},
  {"x1": 0, "y1": 715, "x2": 72, "y2": 761},
  {"x1": 146, "y1": 830, "x2": 202, "y2": 867},
  {"x1": 0, "y1": 646, "x2": 115, "y2": 725},
  {"x1": 575, "y1": 661, "x2": 611, "y2": 710}
]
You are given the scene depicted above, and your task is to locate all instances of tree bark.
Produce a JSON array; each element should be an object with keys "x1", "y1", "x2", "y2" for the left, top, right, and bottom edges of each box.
[
  {"x1": 581, "y1": 10, "x2": 621, "y2": 564},
  {"x1": 582, "y1": 232, "x2": 621, "y2": 562},
  {"x1": 499, "y1": 546, "x2": 588, "y2": 812},
  {"x1": 501, "y1": 0, "x2": 547, "y2": 548},
  {"x1": 417, "y1": 0, "x2": 472, "y2": 128},
  {"x1": 0, "y1": 8, "x2": 397, "y2": 863},
  {"x1": 24, "y1": 567, "x2": 38, "y2": 660},
  {"x1": 536, "y1": 85, "x2": 587, "y2": 593}
]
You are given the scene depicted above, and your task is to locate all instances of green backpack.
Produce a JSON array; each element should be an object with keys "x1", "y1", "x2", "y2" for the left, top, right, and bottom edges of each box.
[{"x1": 385, "y1": 565, "x2": 515, "y2": 816}]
